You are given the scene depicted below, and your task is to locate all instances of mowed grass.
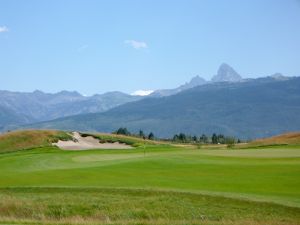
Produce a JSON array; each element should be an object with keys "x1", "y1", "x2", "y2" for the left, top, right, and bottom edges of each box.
[{"x1": 0, "y1": 131, "x2": 300, "y2": 224}]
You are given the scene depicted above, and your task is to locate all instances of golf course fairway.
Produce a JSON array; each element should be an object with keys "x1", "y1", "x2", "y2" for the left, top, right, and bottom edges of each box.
[{"x1": 0, "y1": 131, "x2": 299, "y2": 224}]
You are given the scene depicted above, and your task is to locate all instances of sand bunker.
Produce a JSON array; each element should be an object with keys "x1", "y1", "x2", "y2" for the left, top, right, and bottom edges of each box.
[{"x1": 53, "y1": 132, "x2": 132, "y2": 150}]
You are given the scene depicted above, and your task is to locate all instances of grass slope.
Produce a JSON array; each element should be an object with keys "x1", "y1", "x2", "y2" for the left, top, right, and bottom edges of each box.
[
  {"x1": 0, "y1": 130, "x2": 72, "y2": 153},
  {"x1": 0, "y1": 130, "x2": 299, "y2": 224},
  {"x1": 252, "y1": 132, "x2": 300, "y2": 145},
  {"x1": 81, "y1": 132, "x2": 160, "y2": 147}
]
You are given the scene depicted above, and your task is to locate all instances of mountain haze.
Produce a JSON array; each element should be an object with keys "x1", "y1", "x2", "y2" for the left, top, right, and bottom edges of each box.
[
  {"x1": 1, "y1": 63, "x2": 240, "y2": 130},
  {"x1": 0, "y1": 90, "x2": 141, "y2": 130},
  {"x1": 27, "y1": 76, "x2": 300, "y2": 139},
  {"x1": 151, "y1": 63, "x2": 243, "y2": 97},
  {"x1": 212, "y1": 63, "x2": 242, "y2": 82},
  {"x1": 151, "y1": 75, "x2": 207, "y2": 97}
]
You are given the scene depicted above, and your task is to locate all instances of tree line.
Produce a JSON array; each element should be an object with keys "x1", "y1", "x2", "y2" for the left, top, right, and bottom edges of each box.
[
  {"x1": 112, "y1": 127, "x2": 241, "y2": 145},
  {"x1": 172, "y1": 133, "x2": 240, "y2": 145},
  {"x1": 113, "y1": 127, "x2": 155, "y2": 140}
]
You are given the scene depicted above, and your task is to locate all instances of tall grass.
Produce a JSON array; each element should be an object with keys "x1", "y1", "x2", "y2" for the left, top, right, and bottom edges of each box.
[
  {"x1": 0, "y1": 130, "x2": 72, "y2": 153},
  {"x1": 0, "y1": 188, "x2": 299, "y2": 225}
]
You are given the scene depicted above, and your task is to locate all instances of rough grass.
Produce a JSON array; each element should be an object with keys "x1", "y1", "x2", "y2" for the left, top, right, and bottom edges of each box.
[
  {"x1": 243, "y1": 132, "x2": 300, "y2": 148},
  {"x1": 81, "y1": 132, "x2": 162, "y2": 147},
  {"x1": 0, "y1": 187, "x2": 299, "y2": 225},
  {"x1": 0, "y1": 130, "x2": 72, "y2": 153}
]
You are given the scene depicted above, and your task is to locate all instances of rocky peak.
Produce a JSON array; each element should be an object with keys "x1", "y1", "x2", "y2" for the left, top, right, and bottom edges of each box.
[
  {"x1": 212, "y1": 63, "x2": 242, "y2": 82},
  {"x1": 179, "y1": 75, "x2": 207, "y2": 90}
]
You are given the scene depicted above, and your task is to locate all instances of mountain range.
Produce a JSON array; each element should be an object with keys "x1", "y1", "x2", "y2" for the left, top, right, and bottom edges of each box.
[
  {"x1": 1, "y1": 63, "x2": 299, "y2": 139},
  {"x1": 150, "y1": 63, "x2": 242, "y2": 97},
  {"x1": 1, "y1": 63, "x2": 239, "y2": 130},
  {"x1": 26, "y1": 76, "x2": 300, "y2": 139},
  {"x1": 0, "y1": 90, "x2": 141, "y2": 130}
]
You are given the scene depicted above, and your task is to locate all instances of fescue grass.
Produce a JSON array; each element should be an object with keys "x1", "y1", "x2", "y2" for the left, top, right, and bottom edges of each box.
[
  {"x1": 239, "y1": 131, "x2": 300, "y2": 148},
  {"x1": 81, "y1": 132, "x2": 163, "y2": 147},
  {"x1": 0, "y1": 130, "x2": 72, "y2": 153},
  {"x1": 0, "y1": 187, "x2": 299, "y2": 225}
]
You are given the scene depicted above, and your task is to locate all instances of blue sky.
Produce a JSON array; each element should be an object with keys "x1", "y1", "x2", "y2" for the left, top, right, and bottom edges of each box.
[{"x1": 0, "y1": 0, "x2": 300, "y2": 95}]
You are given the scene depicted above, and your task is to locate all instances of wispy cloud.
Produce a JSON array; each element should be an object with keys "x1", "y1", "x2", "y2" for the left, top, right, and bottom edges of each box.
[
  {"x1": 125, "y1": 40, "x2": 147, "y2": 49},
  {"x1": 0, "y1": 26, "x2": 9, "y2": 33}
]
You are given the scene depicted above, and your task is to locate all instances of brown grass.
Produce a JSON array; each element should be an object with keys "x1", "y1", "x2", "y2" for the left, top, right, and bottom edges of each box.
[
  {"x1": 0, "y1": 129, "x2": 71, "y2": 153},
  {"x1": 252, "y1": 132, "x2": 300, "y2": 145}
]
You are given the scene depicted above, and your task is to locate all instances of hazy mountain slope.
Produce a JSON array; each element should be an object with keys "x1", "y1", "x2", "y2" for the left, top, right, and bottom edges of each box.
[
  {"x1": 0, "y1": 63, "x2": 246, "y2": 129},
  {"x1": 151, "y1": 63, "x2": 242, "y2": 97},
  {"x1": 28, "y1": 77, "x2": 300, "y2": 139},
  {"x1": 0, "y1": 105, "x2": 34, "y2": 130},
  {"x1": 151, "y1": 75, "x2": 207, "y2": 97},
  {"x1": 0, "y1": 90, "x2": 141, "y2": 129}
]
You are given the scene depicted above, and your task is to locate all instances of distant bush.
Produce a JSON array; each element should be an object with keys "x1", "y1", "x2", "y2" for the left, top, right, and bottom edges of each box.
[
  {"x1": 114, "y1": 127, "x2": 131, "y2": 136},
  {"x1": 49, "y1": 131, "x2": 73, "y2": 143},
  {"x1": 226, "y1": 137, "x2": 236, "y2": 148}
]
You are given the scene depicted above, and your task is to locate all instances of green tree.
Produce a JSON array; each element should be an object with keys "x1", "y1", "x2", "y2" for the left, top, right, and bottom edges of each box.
[
  {"x1": 115, "y1": 127, "x2": 130, "y2": 136},
  {"x1": 139, "y1": 130, "x2": 145, "y2": 138},
  {"x1": 178, "y1": 133, "x2": 187, "y2": 142},
  {"x1": 212, "y1": 133, "x2": 218, "y2": 144},
  {"x1": 199, "y1": 134, "x2": 208, "y2": 144},
  {"x1": 148, "y1": 132, "x2": 154, "y2": 140},
  {"x1": 225, "y1": 137, "x2": 236, "y2": 148},
  {"x1": 173, "y1": 134, "x2": 179, "y2": 142},
  {"x1": 217, "y1": 134, "x2": 225, "y2": 144},
  {"x1": 192, "y1": 136, "x2": 198, "y2": 143}
]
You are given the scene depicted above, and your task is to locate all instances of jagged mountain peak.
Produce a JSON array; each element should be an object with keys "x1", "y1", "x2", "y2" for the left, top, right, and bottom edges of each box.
[
  {"x1": 212, "y1": 63, "x2": 242, "y2": 82},
  {"x1": 179, "y1": 75, "x2": 207, "y2": 90}
]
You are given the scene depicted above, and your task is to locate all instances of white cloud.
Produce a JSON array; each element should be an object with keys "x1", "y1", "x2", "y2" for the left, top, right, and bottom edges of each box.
[
  {"x1": 0, "y1": 26, "x2": 8, "y2": 33},
  {"x1": 131, "y1": 90, "x2": 154, "y2": 96},
  {"x1": 125, "y1": 40, "x2": 147, "y2": 49}
]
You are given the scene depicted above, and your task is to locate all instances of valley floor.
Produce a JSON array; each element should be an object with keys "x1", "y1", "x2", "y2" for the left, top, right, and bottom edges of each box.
[{"x1": 0, "y1": 144, "x2": 299, "y2": 224}]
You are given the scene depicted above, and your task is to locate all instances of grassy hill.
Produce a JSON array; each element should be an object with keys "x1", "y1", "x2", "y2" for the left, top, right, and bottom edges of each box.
[
  {"x1": 252, "y1": 132, "x2": 300, "y2": 145},
  {"x1": 81, "y1": 132, "x2": 162, "y2": 147},
  {"x1": 0, "y1": 130, "x2": 299, "y2": 224},
  {"x1": 0, "y1": 130, "x2": 72, "y2": 153}
]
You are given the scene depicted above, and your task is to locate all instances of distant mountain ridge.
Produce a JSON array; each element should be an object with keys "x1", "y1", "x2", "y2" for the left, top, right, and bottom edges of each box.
[
  {"x1": 0, "y1": 90, "x2": 142, "y2": 130},
  {"x1": 0, "y1": 63, "x2": 296, "y2": 133},
  {"x1": 151, "y1": 63, "x2": 243, "y2": 97},
  {"x1": 25, "y1": 76, "x2": 300, "y2": 139},
  {"x1": 150, "y1": 75, "x2": 207, "y2": 97}
]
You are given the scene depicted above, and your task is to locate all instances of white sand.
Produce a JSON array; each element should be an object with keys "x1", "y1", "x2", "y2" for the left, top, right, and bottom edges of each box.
[{"x1": 53, "y1": 132, "x2": 132, "y2": 150}]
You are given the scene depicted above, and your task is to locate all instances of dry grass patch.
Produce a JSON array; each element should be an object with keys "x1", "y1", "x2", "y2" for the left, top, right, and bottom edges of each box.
[{"x1": 0, "y1": 130, "x2": 72, "y2": 153}]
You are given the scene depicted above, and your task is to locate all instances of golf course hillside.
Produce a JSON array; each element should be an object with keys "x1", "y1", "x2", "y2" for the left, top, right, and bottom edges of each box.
[
  {"x1": 0, "y1": 130, "x2": 72, "y2": 153},
  {"x1": 251, "y1": 132, "x2": 300, "y2": 146},
  {"x1": 0, "y1": 130, "x2": 299, "y2": 224}
]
